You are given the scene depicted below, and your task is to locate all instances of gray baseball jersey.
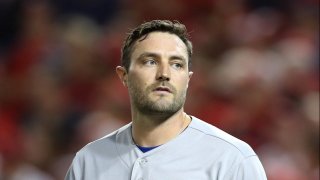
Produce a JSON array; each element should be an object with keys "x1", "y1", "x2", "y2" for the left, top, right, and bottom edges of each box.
[{"x1": 65, "y1": 116, "x2": 267, "y2": 180}]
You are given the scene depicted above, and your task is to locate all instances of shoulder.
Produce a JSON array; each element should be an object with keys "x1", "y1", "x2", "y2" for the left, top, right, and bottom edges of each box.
[
  {"x1": 76, "y1": 123, "x2": 132, "y2": 158},
  {"x1": 189, "y1": 116, "x2": 256, "y2": 157},
  {"x1": 66, "y1": 123, "x2": 133, "y2": 179}
]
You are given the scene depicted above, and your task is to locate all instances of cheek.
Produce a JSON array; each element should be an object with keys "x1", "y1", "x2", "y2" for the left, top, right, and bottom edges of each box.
[
  {"x1": 179, "y1": 73, "x2": 191, "y2": 84},
  {"x1": 128, "y1": 71, "x2": 151, "y2": 88},
  {"x1": 176, "y1": 77, "x2": 190, "y2": 91}
]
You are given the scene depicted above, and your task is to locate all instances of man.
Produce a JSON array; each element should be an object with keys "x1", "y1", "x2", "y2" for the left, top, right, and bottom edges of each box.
[{"x1": 65, "y1": 20, "x2": 267, "y2": 180}]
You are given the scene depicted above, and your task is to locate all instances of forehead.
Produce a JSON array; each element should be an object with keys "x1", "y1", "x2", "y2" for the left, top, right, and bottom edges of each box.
[{"x1": 131, "y1": 32, "x2": 188, "y2": 60}]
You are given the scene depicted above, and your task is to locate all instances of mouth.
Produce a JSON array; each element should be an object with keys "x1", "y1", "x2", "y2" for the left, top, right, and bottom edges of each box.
[{"x1": 153, "y1": 86, "x2": 172, "y2": 93}]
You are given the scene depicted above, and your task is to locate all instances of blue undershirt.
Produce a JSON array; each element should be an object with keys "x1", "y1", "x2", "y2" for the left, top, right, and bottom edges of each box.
[{"x1": 136, "y1": 145, "x2": 160, "y2": 153}]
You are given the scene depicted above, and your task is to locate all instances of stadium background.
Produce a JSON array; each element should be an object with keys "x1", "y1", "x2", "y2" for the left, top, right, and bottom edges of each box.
[{"x1": 0, "y1": 0, "x2": 319, "y2": 179}]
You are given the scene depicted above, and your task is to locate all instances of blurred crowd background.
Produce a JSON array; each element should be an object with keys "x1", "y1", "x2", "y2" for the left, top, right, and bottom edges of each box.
[{"x1": 0, "y1": 0, "x2": 319, "y2": 179}]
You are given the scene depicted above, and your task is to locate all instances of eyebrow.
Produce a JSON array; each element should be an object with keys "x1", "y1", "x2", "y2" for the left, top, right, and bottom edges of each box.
[
  {"x1": 169, "y1": 55, "x2": 186, "y2": 62},
  {"x1": 138, "y1": 52, "x2": 159, "y2": 59}
]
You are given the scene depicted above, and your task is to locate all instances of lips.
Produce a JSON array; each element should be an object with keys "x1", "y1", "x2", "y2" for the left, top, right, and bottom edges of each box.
[{"x1": 154, "y1": 86, "x2": 172, "y2": 93}]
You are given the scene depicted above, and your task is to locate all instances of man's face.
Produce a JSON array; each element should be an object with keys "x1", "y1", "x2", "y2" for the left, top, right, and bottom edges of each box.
[{"x1": 124, "y1": 32, "x2": 193, "y2": 116}]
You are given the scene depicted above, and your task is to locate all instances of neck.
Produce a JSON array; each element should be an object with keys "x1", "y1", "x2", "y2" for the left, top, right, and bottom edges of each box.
[{"x1": 131, "y1": 109, "x2": 191, "y2": 147}]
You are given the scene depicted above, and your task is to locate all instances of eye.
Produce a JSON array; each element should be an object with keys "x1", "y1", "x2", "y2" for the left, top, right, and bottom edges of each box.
[
  {"x1": 172, "y1": 63, "x2": 183, "y2": 69},
  {"x1": 144, "y1": 59, "x2": 157, "y2": 66}
]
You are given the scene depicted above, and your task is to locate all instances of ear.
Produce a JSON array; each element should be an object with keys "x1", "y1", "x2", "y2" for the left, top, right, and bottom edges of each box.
[
  {"x1": 188, "y1": 71, "x2": 193, "y2": 79},
  {"x1": 186, "y1": 71, "x2": 193, "y2": 88},
  {"x1": 116, "y1": 66, "x2": 128, "y2": 87}
]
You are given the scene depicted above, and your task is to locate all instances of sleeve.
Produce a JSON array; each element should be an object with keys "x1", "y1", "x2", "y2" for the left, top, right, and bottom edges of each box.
[
  {"x1": 65, "y1": 153, "x2": 82, "y2": 180},
  {"x1": 225, "y1": 155, "x2": 267, "y2": 180}
]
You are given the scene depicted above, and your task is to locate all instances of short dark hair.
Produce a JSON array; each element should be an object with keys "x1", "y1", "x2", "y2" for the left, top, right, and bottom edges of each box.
[{"x1": 121, "y1": 20, "x2": 193, "y2": 71}]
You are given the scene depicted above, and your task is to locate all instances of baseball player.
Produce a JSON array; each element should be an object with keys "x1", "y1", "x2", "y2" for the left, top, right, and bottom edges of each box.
[{"x1": 65, "y1": 20, "x2": 267, "y2": 180}]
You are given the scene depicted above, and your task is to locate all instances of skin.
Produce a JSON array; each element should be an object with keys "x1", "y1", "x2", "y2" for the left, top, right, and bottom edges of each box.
[{"x1": 116, "y1": 32, "x2": 193, "y2": 147}]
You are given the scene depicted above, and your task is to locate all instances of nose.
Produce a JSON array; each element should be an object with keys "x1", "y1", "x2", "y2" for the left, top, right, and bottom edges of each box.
[{"x1": 156, "y1": 63, "x2": 170, "y2": 81}]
